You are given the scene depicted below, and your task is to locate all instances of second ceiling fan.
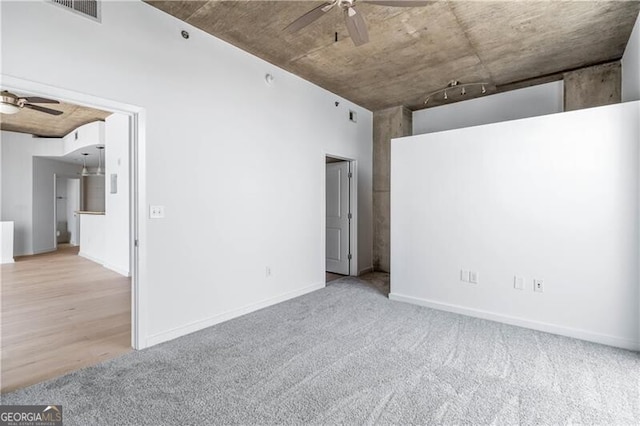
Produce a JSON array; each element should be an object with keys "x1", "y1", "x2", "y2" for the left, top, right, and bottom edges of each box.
[{"x1": 285, "y1": 0, "x2": 429, "y2": 46}]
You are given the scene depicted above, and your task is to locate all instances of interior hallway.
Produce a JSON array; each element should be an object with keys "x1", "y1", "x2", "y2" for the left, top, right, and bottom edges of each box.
[{"x1": 1, "y1": 245, "x2": 131, "y2": 393}]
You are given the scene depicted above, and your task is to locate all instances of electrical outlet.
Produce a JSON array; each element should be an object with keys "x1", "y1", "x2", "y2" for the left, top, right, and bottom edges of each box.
[
  {"x1": 265, "y1": 266, "x2": 271, "y2": 278},
  {"x1": 460, "y1": 270, "x2": 469, "y2": 282},
  {"x1": 469, "y1": 271, "x2": 479, "y2": 284},
  {"x1": 149, "y1": 205, "x2": 165, "y2": 219},
  {"x1": 533, "y1": 279, "x2": 544, "y2": 293},
  {"x1": 514, "y1": 276, "x2": 525, "y2": 290}
]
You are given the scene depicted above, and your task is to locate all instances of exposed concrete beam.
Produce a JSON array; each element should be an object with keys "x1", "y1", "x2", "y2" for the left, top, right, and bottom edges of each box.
[{"x1": 564, "y1": 62, "x2": 622, "y2": 111}]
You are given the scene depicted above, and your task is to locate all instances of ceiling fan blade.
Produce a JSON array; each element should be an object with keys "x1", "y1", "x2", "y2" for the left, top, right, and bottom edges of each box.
[
  {"x1": 363, "y1": 1, "x2": 430, "y2": 7},
  {"x1": 22, "y1": 96, "x2": 60, "y2": 104},
  {"x1": 284, "y1": 2, "x2": 334, "y2": 33},
  {"x1": 24, "y1": 103, "x2": 64, "y2": 116},
  {"x1": 344, "y1": 7, "x2": 369, "y2": 46}
]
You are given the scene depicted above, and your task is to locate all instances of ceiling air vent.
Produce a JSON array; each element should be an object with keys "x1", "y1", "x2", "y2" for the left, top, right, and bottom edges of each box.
[{"x1": 50, "y1": 0, "x2": 101, "y2": 22}]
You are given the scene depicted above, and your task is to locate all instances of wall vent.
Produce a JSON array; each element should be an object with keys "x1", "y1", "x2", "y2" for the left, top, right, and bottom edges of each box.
[{"x1": 50, "y1": 0, "x2": 101, "y2": 22}]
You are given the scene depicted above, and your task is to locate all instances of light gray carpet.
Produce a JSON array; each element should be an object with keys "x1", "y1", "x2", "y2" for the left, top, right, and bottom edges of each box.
[{"x1": 3, "y1": 273, "x2": 639, "y2": 425}]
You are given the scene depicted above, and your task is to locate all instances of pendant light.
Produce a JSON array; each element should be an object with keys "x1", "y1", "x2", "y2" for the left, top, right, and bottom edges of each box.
[
  {"x1": 96, "y1": 146, "x2": 104, "y2": 176},
  {"x1": 81, "y1": 153, "x2": 90, "y2": 176}
]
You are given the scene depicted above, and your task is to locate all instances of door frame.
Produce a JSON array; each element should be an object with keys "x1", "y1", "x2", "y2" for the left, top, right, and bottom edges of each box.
[
  {"x1": 2, "y1": 75, "x2": 148, "y2": 350},
  {"x1": 323, "y1": 152, "x2": 358, "y2": 277}
]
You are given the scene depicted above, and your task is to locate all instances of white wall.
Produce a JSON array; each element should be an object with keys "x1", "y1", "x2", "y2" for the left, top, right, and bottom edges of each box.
[
  {"x1": 32, "y1": 157, "x2": 83, "y2": 254},
  {"x1": 413, "y1": 81, "x2": 564, "y2": 135},
  {"x1": 1, "y1": 131, "x2": 64, "y2": 255},
  {"x1": 1, "y1": 222, "x2": 15, "y2": 264},
  {"x1": 391, "y1": 102, "x2": 640, "y2": 350},
  {"x1": 622, "y1": 13, "x2": 640, "y2": 102},
  {"x1": 0, "y1": 1, "x2": 373, "y2": 346},
  {"x1": 104, "y1": 113, "x2": 130, "y2": 276},
  {"x1": 1, "y1": 132, "x2": 35, "y2": 255},
  {"x1": 63, "y1": 121, "x2": 105, "y2": 154},
  {"x1": 79, "y1": 214, "x2": 106, "y2": 264}
]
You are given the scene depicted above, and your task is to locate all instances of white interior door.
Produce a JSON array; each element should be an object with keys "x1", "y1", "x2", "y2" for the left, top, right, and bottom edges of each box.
[{"x1": 326, "y1": 161, "x2": 350, "y2": 275}]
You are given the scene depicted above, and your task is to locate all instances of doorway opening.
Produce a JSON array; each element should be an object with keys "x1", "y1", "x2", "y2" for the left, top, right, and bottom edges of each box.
[
  {"x1": 325, "y1": 155, "x2": 357, "y2": 284},
  {"x1": 0, "y1": 78, "x2": 142, "y2": 393},
  {"x1": 54, "y1": 175, "x2": 81, "y2": 249}
]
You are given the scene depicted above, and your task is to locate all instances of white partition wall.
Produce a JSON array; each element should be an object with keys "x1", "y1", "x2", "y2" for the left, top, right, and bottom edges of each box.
[
  {"x1": 413, "y1": 81, "x2": 564, "y2": 135},
  {"x1": 1, "y1": 221, "x2": 15, "y2": 264},
  {"x1": 391, "y1": 102, "x2": 640, "y2": 350},
  {"x1": 622, "y1": 13, "x2": 640, "y2": 102}
]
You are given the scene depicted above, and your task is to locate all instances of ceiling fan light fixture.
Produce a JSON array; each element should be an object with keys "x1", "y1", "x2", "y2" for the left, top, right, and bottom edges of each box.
[
  {"x1": 0, "y1": 103, "x2": 21, "y2": 114},
  {"x1": 285, "y1": 0, "x2": 427, "y2": 47},
  {"x1": 1, "y1": 90, "x2": 62, "y2": 115}
]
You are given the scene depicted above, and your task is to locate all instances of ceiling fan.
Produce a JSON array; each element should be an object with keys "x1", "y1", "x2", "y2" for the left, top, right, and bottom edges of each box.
[
  {"x1": 0, "y1": 90, "x2": 63, "y2": 116},
  {"x1": 285, "y1": 0, "x2": 430, "y2": 46}
]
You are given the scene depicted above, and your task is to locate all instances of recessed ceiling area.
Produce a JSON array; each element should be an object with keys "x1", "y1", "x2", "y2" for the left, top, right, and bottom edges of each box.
[
  {"x1": 146, "y1": 0, "x2": 640, "y2": 111},
  {"x1": 0, "y1": 96, "x2": 111, "y2": 138}
]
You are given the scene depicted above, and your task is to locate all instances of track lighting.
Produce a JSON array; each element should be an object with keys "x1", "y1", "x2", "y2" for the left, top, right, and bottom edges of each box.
[{"x1": 423, "y1": 80, "x2": 490, "y2": 105}]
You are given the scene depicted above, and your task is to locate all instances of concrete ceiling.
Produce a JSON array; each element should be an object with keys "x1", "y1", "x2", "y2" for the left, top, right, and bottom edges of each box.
[
  {"x1": 0, "y1": 97, "x2": 111, "y2": 138},
  {"x1": 146, "y1": 0, "x2": 640, "y2": 111}
]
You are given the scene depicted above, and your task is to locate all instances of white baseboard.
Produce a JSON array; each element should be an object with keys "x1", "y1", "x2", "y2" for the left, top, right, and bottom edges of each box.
[
  {"x1": 389, "y1": 292, "x2": 640, "y2": 351},
  {"x1": 146, "y1": 282, "x2": 325, "y2": 347},
  {"x1": 80, "y1": 253, "x2": 130, "y2": 277},
  {"x1": 103, "y1": 262, "x2": 130, "y2": 277},
  {"x1": 33, "y1": 247, "x2": 56, "y2": 255},
  {"x1": 78, "y1": 251, "x2": 104, "y2": 265},
  {"x1": 358, "y1": 266, "x2": 374, "y2": 275},
  {"x1": 1, "y1": 258, "x2": 15, "y2": 264}
]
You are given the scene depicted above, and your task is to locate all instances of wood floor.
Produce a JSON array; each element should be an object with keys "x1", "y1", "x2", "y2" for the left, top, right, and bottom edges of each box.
[{"x1": 1, "y1": 245, "x2": 131, "y2": 393}]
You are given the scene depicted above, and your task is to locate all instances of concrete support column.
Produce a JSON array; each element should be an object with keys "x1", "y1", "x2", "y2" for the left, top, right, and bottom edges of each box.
[
  {"x1": 564, "y1": 61, "x2": 621, "y2": 111},
  {"x1": 373, "y1": 106, "x2": 412, "y2": 273}
]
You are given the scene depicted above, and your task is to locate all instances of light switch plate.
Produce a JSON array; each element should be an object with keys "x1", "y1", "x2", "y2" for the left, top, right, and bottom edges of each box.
[
  {"x1": 110, "y1": 174, "x2": 118, "y2": 194},
  {"x1": 514, "y1": 276, "x2": 525, "y2": 290},
  {"x1": 469, "y1": 271, "x2": 479, "y2": 284},
  {"x1": 460, "y1": 270, "x2": 469, "y2": 282},
  {"x1": 149, "y1": 205, "x2": 164, "y2": 219}
]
